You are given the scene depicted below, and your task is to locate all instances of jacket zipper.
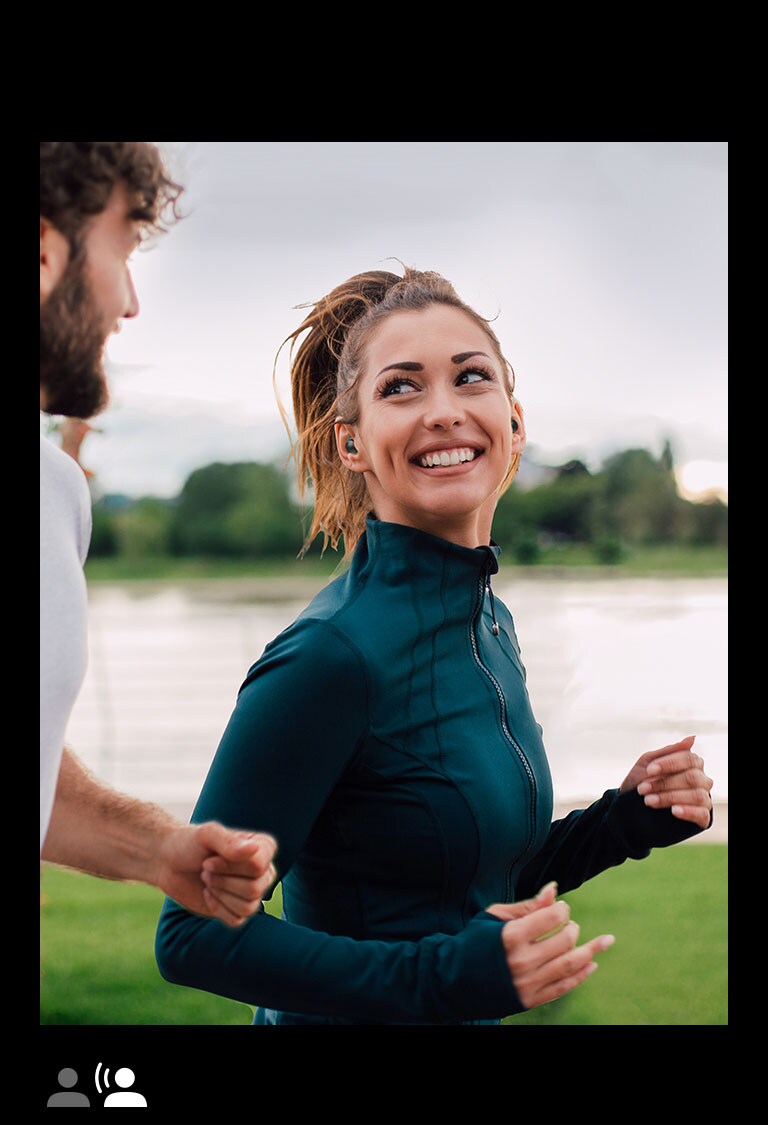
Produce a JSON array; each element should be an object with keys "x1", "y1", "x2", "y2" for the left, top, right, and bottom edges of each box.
[{"x1": 470, "y1": 567, "x2": 537, "y2": 900}]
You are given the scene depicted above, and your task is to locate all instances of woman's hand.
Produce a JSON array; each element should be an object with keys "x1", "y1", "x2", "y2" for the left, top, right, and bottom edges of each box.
[
  {"x1": 619, "y1": 735, "x2": 713, "y2": 829},
  {"x1": 486, "y1": 882, "x2": 615, "y2": 1010}
]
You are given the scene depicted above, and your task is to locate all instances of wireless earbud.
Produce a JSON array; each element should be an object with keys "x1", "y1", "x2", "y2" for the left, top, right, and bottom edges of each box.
[{"x1": 345, "y1": 436, "x2": 358, "y2": 454}]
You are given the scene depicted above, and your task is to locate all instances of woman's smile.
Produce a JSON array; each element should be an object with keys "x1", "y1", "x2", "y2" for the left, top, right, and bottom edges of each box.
[{"x1": 410, "y1": 443, "x2": 484, "y2": 471}]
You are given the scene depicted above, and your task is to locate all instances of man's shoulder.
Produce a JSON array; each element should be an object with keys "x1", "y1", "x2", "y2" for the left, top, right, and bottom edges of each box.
[
  {"x1": 40, "y1": 431, "x2": 89, "y2": 497},
  {"x1": 40, "y1": 429, "x2": 69, "y2": 472},
  {"x1": 40, "y1": 430, "x2": 92, "y2": 563}
]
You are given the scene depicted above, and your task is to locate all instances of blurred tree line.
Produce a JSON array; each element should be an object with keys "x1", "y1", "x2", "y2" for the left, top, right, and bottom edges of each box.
[{"x1": 89, "y1": 442, "x2": 727, "y2": 564}]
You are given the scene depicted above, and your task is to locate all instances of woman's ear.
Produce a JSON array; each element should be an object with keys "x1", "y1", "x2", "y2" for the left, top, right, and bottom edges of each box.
[
  {"x1": 510, "y1": 398, "x2": 527, "y2": 452},
  {"x1": 334, "y1": 423, "x2": 369, "y2": 473}
]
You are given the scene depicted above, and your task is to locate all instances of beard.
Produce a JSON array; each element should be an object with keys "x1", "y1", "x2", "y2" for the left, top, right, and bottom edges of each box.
[{"x1": 40, "y1": 251, "x2": 110, "y2": 419}]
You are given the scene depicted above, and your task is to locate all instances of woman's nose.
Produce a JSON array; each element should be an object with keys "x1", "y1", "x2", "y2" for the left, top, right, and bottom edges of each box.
[{"x1": 422, "y1": 389, "x2": 467, "y2": 429}]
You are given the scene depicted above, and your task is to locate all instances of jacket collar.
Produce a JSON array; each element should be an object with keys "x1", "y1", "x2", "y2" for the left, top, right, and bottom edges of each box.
[{"x1": 354, "y1": 514, "x2": 501, "y2": 586}]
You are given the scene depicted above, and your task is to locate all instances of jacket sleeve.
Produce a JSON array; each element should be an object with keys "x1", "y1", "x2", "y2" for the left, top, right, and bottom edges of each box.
[
  {"x1": 515, "y1": 787, "x2": 712, "y2": 900},
  {"x1": 155, "y1": 617, "x2": 523, "y2": 1023}
]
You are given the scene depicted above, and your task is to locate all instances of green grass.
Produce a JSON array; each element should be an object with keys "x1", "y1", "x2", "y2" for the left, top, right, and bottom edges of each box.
[
  {"x1": 506, "y1": 844, "x2": 727, "y2": 1025},
  {"x1": 83, "y1": 553, "x2": 344, "y2": 583},
  {"x1": 518, "y1": 542, "x2": 727, "y2": 575},
  {"x1": 40, "y1": 867, "x2": 255, "y2": 1025},
  {"x1": 40, "y1": 845, "x2": 726, "y2": 1026},
  {"x1": 83, "y1": 544, "x2": 726, "y2": 583}
]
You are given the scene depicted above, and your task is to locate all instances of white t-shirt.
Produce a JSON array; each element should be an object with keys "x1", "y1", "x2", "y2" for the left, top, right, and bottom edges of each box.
[{"x1": 40, "y1": 432, "x2": 92, "y2": 851}]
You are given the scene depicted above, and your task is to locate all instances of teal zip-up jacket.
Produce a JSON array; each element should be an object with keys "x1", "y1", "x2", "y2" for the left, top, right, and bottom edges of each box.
[{"x1": 155, "y1": 516, "x2": 704, "y2": 1024}]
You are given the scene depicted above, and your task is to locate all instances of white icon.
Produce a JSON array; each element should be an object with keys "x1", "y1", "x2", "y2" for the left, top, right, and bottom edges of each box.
[{"x1": 96, "y1": 1063, "x2": 148, "y2": 1108}]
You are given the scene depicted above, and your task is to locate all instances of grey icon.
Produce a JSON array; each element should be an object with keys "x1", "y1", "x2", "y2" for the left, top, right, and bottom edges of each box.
[
  {"x1": 103, "y1": 1068, "x2": 147, "y2": 1108},
  {"x1": 47, "y1": 1067, "x2": 91, "y2": 1107}
]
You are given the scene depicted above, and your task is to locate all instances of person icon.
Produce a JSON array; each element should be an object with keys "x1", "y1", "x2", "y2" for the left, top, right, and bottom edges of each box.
[
  {"x1": 103, "y1": 1068, "x2": 147, "y2": 1107},
  {"x1": 47, "y1": 1067, "x2": 90, "y2": 1106}
]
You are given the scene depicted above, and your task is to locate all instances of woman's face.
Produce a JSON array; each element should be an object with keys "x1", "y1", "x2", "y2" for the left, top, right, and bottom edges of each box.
[{"x1": 336, "y1": 304, "x2": 525, "y2": 547}]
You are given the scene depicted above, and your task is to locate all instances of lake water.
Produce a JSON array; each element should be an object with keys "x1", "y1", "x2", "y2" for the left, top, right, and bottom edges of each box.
[{"x1": 67, "y1": 573, "x2": 728, "y2": 819}]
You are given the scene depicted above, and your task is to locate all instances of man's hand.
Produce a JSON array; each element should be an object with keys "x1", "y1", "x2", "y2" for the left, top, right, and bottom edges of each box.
[
  {"x1": 619, "y1": 735, "x2": 713, "y2": 829},
  {"x1": 156, "y1": 823, "x2": 277, "y2": 927},
  {"x1": 43, "y1": 750, "x2": 278, "y2": 925}
]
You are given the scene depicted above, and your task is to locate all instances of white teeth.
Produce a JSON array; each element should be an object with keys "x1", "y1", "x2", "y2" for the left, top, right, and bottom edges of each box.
[{"x1": 418, "y1": 447, "x2": 477, "y2": 468}]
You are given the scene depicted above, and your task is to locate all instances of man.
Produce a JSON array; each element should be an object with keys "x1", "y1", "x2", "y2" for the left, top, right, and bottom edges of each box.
[{"x1": 40, "y1": 141, "x2": 276, "y2": 926}]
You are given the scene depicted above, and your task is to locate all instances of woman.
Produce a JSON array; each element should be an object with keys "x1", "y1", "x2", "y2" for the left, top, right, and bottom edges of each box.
[{"x1": 155, "y1": 266, "x2": 713, "y2": 1025}]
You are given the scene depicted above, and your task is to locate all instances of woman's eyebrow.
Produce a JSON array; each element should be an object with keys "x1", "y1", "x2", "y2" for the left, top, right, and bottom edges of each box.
[
  {"x1": 452, "y1": 351, "x2": 490, "y2": 364},
  {"x1": 376, "y1": 361, "x2": 423, "y2": 377}
]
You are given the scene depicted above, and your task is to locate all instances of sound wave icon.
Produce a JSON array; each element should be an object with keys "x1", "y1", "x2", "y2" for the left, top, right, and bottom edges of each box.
[{"x1": 94, "y1": 1062, "x2": 111, "y2": 1094}]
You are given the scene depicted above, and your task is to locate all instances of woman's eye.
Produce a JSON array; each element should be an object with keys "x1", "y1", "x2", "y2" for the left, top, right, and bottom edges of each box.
[
  {"x1": 457, "y1": 368, "x2": 491, "y2": 385},
  {"x1": 381, "y1": 379, "x2": 418, "y2": 397}
]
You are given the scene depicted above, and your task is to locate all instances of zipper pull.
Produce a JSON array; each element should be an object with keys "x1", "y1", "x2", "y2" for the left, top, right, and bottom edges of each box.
[
  {"x1": 486, "y1": 574, "x2": 500, "y2": 637},
  {"x1": 477, "y1": 544, "x2": 501, "y2": 638}
]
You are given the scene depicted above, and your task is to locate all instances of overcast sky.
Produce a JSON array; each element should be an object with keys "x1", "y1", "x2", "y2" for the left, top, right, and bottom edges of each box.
[{"x1": 59, "y1": 141, "x2": 727, "y2": 500}]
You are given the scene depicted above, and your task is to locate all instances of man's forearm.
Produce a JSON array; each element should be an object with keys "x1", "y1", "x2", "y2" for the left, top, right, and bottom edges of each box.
[{"x1": 41, "y1": 747, "x2": 178, "y2": 885}]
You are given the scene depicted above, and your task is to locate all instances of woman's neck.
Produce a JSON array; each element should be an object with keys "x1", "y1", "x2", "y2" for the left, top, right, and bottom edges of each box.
[{"x1": 370, "y1": 506, "x2": 493, "y2": 550}]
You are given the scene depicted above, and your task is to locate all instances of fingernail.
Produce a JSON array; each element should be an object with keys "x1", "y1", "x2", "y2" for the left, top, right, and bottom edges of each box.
[
  {"x1": 586, "y1": 962, "x2": 598, "y2": 975},
  {"x1": 637, "y1": 782, "x2": 652, "y2": 795},
  {"x1": 536, "y1": 881, "x2": 558, "y2": 899},
  {"x1": 672, "y1": 805, "x2": 685, "y2": 816},
  {"x1": 647, "y1": 763, "x2": 662, "y2": 774},
  {"x1": 644, "y1": 793, "x2": 661, "y2": 806},
  {"x1": 600, "y1": 935, "x2": 616, "y2": 950}
]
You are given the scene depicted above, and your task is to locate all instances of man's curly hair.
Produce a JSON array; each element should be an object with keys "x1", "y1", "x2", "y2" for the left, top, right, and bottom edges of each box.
[{"x1": 40, "y1": 141, "x2": 184, "y2": 248}]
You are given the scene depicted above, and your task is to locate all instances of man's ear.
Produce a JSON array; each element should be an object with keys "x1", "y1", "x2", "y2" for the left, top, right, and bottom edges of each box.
[{"x1": 41, "y1": 216, "x2": 70, "y2": 304}]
